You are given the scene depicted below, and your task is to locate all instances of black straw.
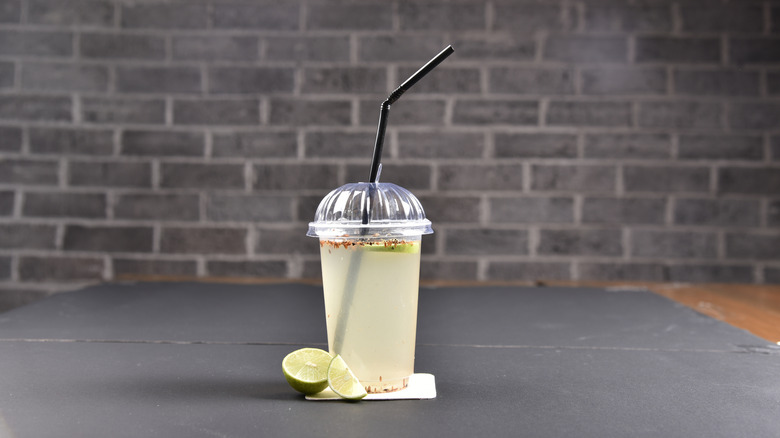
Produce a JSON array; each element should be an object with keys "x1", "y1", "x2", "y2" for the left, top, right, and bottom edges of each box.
[{"x1": 368, "y1": 45, "x2": 454, "y2": 183}]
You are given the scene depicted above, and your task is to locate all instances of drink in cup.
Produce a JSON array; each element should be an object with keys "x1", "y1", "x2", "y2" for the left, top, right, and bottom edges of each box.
[{"x1": 308, "y1": 182, "x2": 432, "y2": 393}]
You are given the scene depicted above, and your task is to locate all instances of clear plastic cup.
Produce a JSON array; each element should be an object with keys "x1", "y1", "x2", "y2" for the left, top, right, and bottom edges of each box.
[{"x1": 307, "y1": 182, "x2": 433, "y2": 393}]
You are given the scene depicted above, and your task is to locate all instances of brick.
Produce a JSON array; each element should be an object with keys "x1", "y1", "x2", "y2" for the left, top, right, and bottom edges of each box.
[
  {"x1": 296, "y1": 195, "x2": 324, "y2": 222},
  {"x1": 0, "y1": 257, "x2": 9, "y2": 280},
  {"x1": 581, "y1": 67, "x2": 666, "y2": 95},
  {"x1": 416, "y1": 195, "x2": 481, "y2": 223},
  {"x1": 397, "y1": 132, "x2": 484, "y2": 159},
  {"x1": 718, "y1": 167, "x2": 780, "y2": 195},
  {"x1": 531, "y1": 165, "x2": 616, "y2": 193},
  {"x1": 584, "y1": 134, "x2": 670, "y2": 159},
  {"x1": 680, "y1": 5, "x2": 762, "y2": 33},
  {"x1": 0, "y1": 126, "x2": 22, "y2": 152},
  {"x1": 256, "y1": 227, "x2": 311, "y2": 255},
  {"x1": 113, "y1": 258, "x2": 197, "y2": 277},
  {"x1": 584, "y1": 4, "x2": 671, "y2": 32},
  {"x1": 270, "y1": 99, "x2": 351, "y2": 126},
  {"x1": 638, "y1": 101, "x2": 721, "y2": 129},
  {"x1": 0, "y1": 159, "x2": 58, "y2": 185},
  {"x1": 0, "y1": 95, "x2": 71, "y2": 121},
  {"x1": 774, "y1": 137, "x2": 780, "y2": 161},
  {"x1": 302, "y1": 67, "x2": 386, "y2": 94},
  {"x1": 674, "y1": 198, "x2": 760, "y2": 227},
  {"x1": 345, "y1": 163, "x2": 431, "y2": 190},
  {"x1": 624, "y1": 166, "x2": 710, "y2": 193},
  {"x1": 729, "y1": 103, "x2": 780, "y2": 130},
  {"x1": 452, "y1": 99, "x2": 538, "y2": 125},
  {"x1": 160, "y1": 163, "x2": 244, "y2": 190},
  {"x1": 265, "y1": 36, "x2": 349, "y2": 62},
  {"x1": 23, "y1": 192, "x2": 105, "y2": 218},
  {"x1": 28, "y1": 0, "x2": 113, "y2": 26},
  {"x1": 0, "y1": 30, "x2": 73, "y2": 56},
  {"x1": 667, "y1": 264, "x2": 753, "y2": 284},
  {"x1": 305, "y1": 131, "x2": 373, "y2": 158},
  {"x1": 674, "y1": 70, "x2": 759, "y2": 96},
  {"x1": 68, "y1": 161, "x2": 151, "y2": 188},
  {"x1": 769, "y1": 73, "x2": 780, "y2": 95},
  {"x1": 547, "y1": 101, "x2": 632, "y2": 127},
  {"x1": 22, "y1": 63, "x2": 107, "y2": 92},
  {"x1": 579, "y1": 263, "x2": 666, "y2": 282},
  {"x1": 636, "y1": 37, "x2": 720, "y2": 64},
  {"x1": 360, "y1": 99, "x2": 446, "y2": 126},
  {"x1": 489, "y1": 67, "x2": 574, "y2": 95},
  {"x1": 490, "y1": 197, "x2": 574, "y2": 224},
  {"x1": 730, "y1": 38, "x2": 780, "y2": 65},
  {"x1": 173, "y1": 36, "x2": 258, "y2": 61},
  {"x1": 18, "y1": 256, "x2": 104, "y2": 281},
  {"x1": 307, "y1": 3, "x2": 391, "y2": 30},
  {"x1": 207, "y1": 260, "x2": 287, "y2": 278},
  {"x1": 161, "y1": 227, "x2": 247, "y2": 255},
  {"x1": 582, "y1": 197, "x2": 666, "y2": 225},
  {"x1": 0, "y1": 0, "x2": 20, "y2": 22},
  {"x1": 213, "y1": 3, "x2": 298, "y2": 30},
  {"x1": 632, "y1": 230, "x2": 717, "y2": 259},
  {"x1": 770, "y1": 200, "x2": 780, "y2": 227},
  {"x1": 174, "y1": 99, "x2": 259, "y2": 126},
  {"x1": 0, "y1": 61, "x2": 12, "y2": 88},
  {"x1": 121, "y1": 3, "x2": 207, "y2": 28},
  {"x1": 208, "y1": 67, "x2": 294, "y2": 94},
  {"x1": 420, "y1": 261, "x2": 478, "y2": 281},
  {"x1": 63, "y1": 225, "x2": 153, "y2": 252},
  {"x1": 494, "y1": 133, "x2": 577, "y2": 158},
  {"x1": 494, "y1": 3, "x2": 568, "y2": 33},
  {"x1": 0, "y1": 191, "x2": 13, "y2": 215},
  {"x1": 117, "y1": 67, "x2": 201, "y2": 94},
  {"x1": 206, "y1": 194, "x2": 293, "y2": 222},
  {"x1": 538, "y1": 229, "x2": 622, "y2": 256},
  {"x1": 212, "y1": 131, "x2": 297, "y2": 158},
  {"x1": 82, "y1": 97, "x2": 164, "y2": 124},
  {"x1": 727, "y1": 232, "x2": 780, "y2": 259},
  {"x1": 0, "y1": 224, "x2": 56, "y2": 249},
  {"x1": 451, "y1": 34, "x2": 534, "y2": 61},
  {"x1": 80, "y1": 33, "x2": 165, "y2": 60},
  {"x1": 121, "y1": 130, "x2": 204, "y2": 157},
  {"x1": 439, "y1": 164, "x2": 524, "y2": 191},
  {"x1": 544, "y1": 36, "x2": 627, "y2": 63},
  {"x1": 766, "y1": 268, "x2": 780, "y2": 284},
  {"x1": 444, "y1": 228, "x2": 528, "y2": 255},
  {"x1": 358, "y1": 36, "x2": 448, "y2": 62},
  {"x1": 254, "y1": 164, "x2": 339, "y2": 190},
  {"x1": 115, "y1": 193, "x2": 200, "y2": 221},
  {"x1": 487, "y1": 262, "x2": 571, "y2": 281},
  {"x1": 29, "y1": 127, "x2": 112, "y2": 155},
  {"x1": 398, "y1": 67, "x2": 480, "y2": 95},
  {"x1": 398, "y1": 3, "x2": 485, "y2": 30},
  {"x1": 678, "y1": 135, "x2": 763, "y2": 160}
]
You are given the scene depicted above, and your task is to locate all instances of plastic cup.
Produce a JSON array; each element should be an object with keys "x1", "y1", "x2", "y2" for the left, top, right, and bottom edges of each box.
[{"x1": 307, "y1": 182, "x2": 433, "y2": 393}]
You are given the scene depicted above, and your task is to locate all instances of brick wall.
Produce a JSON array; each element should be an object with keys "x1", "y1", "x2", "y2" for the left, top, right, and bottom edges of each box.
[{"x1": 1, "y1": 0, "x2": 780, "y2": 306}]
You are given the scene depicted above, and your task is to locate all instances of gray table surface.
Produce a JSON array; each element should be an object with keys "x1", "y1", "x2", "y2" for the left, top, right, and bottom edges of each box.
[{"x1": 0, "y1": 281, "x2": 778, "y2": 437}]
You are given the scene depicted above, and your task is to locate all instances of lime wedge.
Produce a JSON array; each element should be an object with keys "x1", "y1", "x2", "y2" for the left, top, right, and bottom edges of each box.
[
  {"x1": 362, "y1": 241, "x2": 420, "y2": 254},
  {"x1": 282, "y1": 348, "x2": 332, "y2": 394},
  {"x1": 327, "y1": 355, "x2": 367, "y2": 400}
]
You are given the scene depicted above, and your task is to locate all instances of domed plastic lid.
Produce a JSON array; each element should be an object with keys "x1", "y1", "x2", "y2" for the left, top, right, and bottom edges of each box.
[{"x1": 307, "y1": 182, "x2": 433, "y2": 238}]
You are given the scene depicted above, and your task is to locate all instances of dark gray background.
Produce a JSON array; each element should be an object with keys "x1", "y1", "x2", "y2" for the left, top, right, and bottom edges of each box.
[{"x1": 0, "y1": 0, "x2": 779, "y2": 309}]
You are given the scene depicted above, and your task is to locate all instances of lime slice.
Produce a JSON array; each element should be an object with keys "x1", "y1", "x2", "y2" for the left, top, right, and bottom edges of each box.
[
  {"x1": 282, "y1": 348, "x2": 332, "y2": 394},
  {"x1": 327, "y1": 355, "x2": 367, "y2": 400}
]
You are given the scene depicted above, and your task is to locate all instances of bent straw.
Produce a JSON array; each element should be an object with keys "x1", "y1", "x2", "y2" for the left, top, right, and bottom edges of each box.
[{"x1": 332, "y1": 46, "x2": 454, "y2": 357}]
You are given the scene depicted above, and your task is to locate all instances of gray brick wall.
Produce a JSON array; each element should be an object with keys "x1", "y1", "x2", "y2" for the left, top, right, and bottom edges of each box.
[{"x1": 1, "y1": 0, "x2": 780, "y2": 305}]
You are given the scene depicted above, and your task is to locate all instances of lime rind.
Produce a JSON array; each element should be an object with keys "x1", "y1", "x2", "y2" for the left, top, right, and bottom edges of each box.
[
  {"x1": 362, "y1": 241, "x2": 420, "y2": 254},
  {"x1": 327, "y1": 355, "x2": 367, "y2": 401},
  {"x1": 282, "y1": 348, "x2": 332, "y2": 395}
]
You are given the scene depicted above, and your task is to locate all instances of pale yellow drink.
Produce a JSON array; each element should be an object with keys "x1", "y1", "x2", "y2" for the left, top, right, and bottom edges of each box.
[{"x1": 319, "y1": 238, "x2": 421, "y2": 393}]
